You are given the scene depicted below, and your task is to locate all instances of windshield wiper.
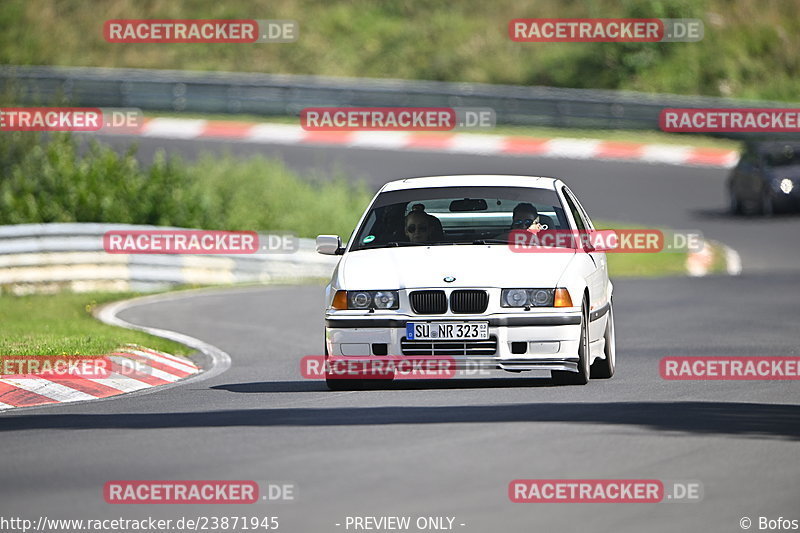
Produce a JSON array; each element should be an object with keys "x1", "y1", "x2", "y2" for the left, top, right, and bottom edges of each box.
[
  {"x1": 384, "y1": 241, "x2": 435, "y2": 247},
  {"x1": 464, "y1": 239, "x2": 509, "y2": 245},
  {"x1": 383, "y1": 241, "x2": 456, "y2": 247}
]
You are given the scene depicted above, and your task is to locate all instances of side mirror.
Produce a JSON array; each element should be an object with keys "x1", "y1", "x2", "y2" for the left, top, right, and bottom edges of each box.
[{"x1": 316, "y1": 235, "x2": 344, "y2": 255}]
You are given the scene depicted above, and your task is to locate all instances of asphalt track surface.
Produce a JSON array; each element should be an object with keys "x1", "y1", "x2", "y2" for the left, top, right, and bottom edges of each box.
[{"x1": 2, "y1": 135, "x2": 799, "y2": 533}]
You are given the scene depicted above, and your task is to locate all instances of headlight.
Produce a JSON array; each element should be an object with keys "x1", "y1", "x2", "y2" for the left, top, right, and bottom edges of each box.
[
  {"x1": 501, "y1": 288, "x2": 555, "y2": 307},
  {"x1": 779, "y1": 178, "x2": 794, "y2": 194},
  {"x1": 373, "y1": 291, "x2": 398, "y2": 309},
  {"x1": 349, "y1": 291, "x2": 372, "y2": 308},
  {"x1": 503, "y1": 289, "x2": 528, "y2": 307},
  {"x1": 343, "y1": 290, "x2": 400, "y2": 310}
]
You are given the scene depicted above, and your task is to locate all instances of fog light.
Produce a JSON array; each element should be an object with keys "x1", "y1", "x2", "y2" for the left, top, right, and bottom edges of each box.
[{"x1": 511, "y1": 342, "x2": 528, "y2": 354}]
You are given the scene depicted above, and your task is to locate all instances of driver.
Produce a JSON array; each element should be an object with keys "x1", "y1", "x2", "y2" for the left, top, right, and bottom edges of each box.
[
  {"x1": 497, "y1": 202, "x2": 545, "y2": 242},
  {"x1": 510, "y1": 202, "x2": 545, "y2": 232}
]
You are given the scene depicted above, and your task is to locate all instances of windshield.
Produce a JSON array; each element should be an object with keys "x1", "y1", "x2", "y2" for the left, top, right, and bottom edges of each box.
[
  {"x1": 349, "y1": 185, "x2": 569, "y2": 251},
  {"x1": 762, "y1": 144, "x2": 800, "y2": 167}
]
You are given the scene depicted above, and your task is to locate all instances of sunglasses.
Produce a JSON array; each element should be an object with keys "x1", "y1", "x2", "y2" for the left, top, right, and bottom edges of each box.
[
  {"x1": 512, "y1": 218, "x2": 538, "y2": 228},
  {"x1": 406, "y1": 224, "x2": 429, "y2": 233}
]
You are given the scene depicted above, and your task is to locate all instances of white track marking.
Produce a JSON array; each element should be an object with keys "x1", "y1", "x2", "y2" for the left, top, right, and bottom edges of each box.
[
  {"x1": 143, "y1": 118, "x2": 207, "y2": 139},
  {"x1": 447, "y1": 134, "x2": 505, "y2": 154},
  {"x1": 0, "y1": 378, "x2": 96, "y2": 402}
]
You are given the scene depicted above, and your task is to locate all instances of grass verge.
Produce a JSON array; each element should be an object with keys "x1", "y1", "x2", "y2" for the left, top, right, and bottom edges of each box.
[
  {"x1": 597, "y1": 220, "x2": 729, "y2": 278},
  {"x1": 0, "y1": 292, "x2": 190, "y2": 356},
  {"x1": 1, "y1": 0, "x2": 798, "y2": 101}
]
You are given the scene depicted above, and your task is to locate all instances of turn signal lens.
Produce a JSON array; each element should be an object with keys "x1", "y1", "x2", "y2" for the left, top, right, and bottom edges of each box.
[
  {"x1": 332, "y1": 290, "x2": 348, "y2": 309},
  {"x1": 554, "y1": 288, "x2": 573, "y2": 308}
]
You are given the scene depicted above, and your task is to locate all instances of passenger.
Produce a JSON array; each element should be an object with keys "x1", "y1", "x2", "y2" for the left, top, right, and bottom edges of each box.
[{"x1": 405, "y1": 204, "x2": 442, "y2": 243}]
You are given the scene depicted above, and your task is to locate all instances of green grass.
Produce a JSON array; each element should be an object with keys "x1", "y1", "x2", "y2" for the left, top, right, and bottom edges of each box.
[
  {"x1": 0, "y1": 292, "x2": 190, "y2": 356},
  {"x1": 0, "y1": 0, "x2": 798, "y2": 101},
  {"x1": 606, "y1": 247, "x2": 693, "y2": 278},
  {"x1": 596, "y1": 220, "x2": 728, "y2": 278},
  {"x1": 708, "y1": 240, "x2": 732, "y2": 275}
]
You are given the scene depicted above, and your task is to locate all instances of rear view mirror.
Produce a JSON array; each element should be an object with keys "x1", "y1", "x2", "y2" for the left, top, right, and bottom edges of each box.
[
  {"x1": 316, "y1": 235, "x2": 344, "y2": 255},
  {"x1": 449, "y1": 198, "x2": 488, "y2": 212}
]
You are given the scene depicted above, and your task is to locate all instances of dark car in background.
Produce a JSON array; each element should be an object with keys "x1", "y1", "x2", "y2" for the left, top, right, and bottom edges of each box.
[{"x1": 728, "y1": 141, "x2": 800, "y2": 216}]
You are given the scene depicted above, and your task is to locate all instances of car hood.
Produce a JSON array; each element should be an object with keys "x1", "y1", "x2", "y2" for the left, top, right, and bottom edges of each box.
[{"x1": 338, "y1": 245, "x2": 576, "y2": 289}]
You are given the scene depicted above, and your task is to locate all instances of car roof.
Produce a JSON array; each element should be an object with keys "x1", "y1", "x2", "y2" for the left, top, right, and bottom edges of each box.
[
  {"x1": 379, "y1": 175, "x2": 561, "y2": 192},
  {"x1": 747, "y1": 141, "x2": 800, "y2": 154}
]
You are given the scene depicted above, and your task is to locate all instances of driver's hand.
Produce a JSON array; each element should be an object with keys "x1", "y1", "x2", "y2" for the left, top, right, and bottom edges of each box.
[{"x1": 527, "y1": 222, "x2": 544, "y2": 233}]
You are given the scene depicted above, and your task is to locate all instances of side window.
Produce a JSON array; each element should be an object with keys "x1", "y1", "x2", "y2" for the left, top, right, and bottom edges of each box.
[
  {"x1": 571, "y1": 193, "x2": 595, "y2": 230},
  {"x1": 561, "y1": 187, "x2": 586, "y2": 231}
]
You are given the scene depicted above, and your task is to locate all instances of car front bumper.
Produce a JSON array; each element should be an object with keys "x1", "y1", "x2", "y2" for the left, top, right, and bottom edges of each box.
[{"x1": 324, "y1": 311, "x2": 583, "y2": 373}]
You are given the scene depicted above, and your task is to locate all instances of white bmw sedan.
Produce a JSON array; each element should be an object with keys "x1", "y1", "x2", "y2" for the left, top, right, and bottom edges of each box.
[{"x1": 316, "y1": 175, "x2": 615, "y2": 388}]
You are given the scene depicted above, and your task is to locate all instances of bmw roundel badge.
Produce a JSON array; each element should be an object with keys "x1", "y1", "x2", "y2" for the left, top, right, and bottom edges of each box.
[{"x1": 443, "y1": 276, "x2": 456, "y2": 283}]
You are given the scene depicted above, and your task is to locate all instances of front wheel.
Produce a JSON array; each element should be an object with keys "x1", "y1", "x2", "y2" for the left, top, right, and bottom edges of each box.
[
  {"x1": 326, "y1": 376, "x2": 364, "y2": 391},
  {"x1": 760, "y1": 191, "x2": 775, "y2": 217},
  {"x1": 552, "y1": 298, "x2": 590, "y2": 385},
  {"x1": 590, "y1": 302, "x2": 615, "y2": 379},
  {"x1": 729, "y1": 189, "x2": 743, "y2": 216}
]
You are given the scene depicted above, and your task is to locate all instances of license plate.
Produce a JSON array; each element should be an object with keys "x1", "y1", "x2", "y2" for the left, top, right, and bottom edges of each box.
[{"x1": 406, "y1": 322, "x2": 489, "y2": 341}]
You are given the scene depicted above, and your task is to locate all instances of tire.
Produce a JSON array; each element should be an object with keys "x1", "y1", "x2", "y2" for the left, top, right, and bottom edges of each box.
[
  {"x1": 552, "y1": 298, "x2": 590, "y2": 385},
  {"x1": 759, "y1": 190, "x2": 775, "y2": 217},
  {"x1": 729, "y1": 189, "x2": 743, "y2": 216},
  {"x1": 324, "y1": 335, "x2": 363, "y2": 391},
  {"x1": 590, "y1": 302, "x2": 615, "y2": 379},
  {"x1": 325, "y1": 376, "x2": 363, "y2": 391}
]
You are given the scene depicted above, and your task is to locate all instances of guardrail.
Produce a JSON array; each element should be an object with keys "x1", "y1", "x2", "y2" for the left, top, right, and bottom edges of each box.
[
  {"x1": 0, "y1": 223, "x2": 337, "y2": 294},
  {"x1": 1, "y1": 65, "x2": 794, "y2": 135}
]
